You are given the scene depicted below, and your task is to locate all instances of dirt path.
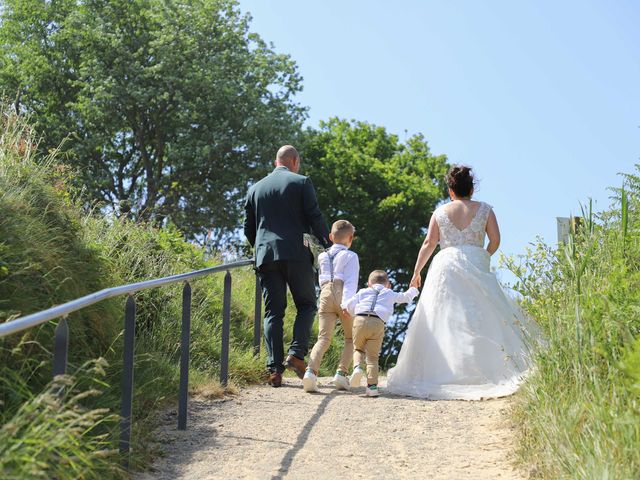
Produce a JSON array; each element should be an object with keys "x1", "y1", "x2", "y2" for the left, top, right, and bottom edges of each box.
[{"x1": 137, "y1": 376, "x2": 525, "y2": 480}]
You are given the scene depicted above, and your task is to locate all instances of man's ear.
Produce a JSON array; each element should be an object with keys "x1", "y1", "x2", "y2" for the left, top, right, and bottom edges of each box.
[{"x1": 329, "y1": 232, "x2": 335, "y2": 243}]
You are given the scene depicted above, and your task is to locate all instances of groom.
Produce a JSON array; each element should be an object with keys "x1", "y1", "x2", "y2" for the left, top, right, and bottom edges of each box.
[{"x1": 244, "y1": 145, "x2": 331, "y2": 387}]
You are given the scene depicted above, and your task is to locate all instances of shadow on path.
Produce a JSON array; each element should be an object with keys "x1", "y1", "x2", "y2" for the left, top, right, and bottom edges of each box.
[{"x1": 270, "y1": 394, "x2": 335, "y2": 480}]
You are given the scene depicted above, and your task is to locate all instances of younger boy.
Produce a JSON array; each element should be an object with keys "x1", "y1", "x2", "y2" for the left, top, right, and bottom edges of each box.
[
  {"x1": 345, "y1": 270, "x2": 419, "y2": 397},
  {"x1": 303, "y1": 220, "x2": 360, "y2": 393}
]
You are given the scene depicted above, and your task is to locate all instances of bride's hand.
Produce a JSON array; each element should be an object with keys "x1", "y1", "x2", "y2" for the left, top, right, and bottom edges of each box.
[{"x1": 410, "y1": 272, "x2": 422, "y2": 288}]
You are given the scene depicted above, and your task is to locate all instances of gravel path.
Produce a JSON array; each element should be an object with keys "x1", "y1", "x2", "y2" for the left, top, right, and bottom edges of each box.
[{"x1": 137, "y1": 376, "x2": 525, "y2": 480}]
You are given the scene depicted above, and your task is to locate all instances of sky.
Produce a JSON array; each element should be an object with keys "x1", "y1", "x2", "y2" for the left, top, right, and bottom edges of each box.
[{"x1": 238, "y1": 0, "x2": 640, "y2": 280}]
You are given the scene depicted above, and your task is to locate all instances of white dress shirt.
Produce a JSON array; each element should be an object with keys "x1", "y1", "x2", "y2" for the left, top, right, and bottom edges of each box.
[
  {"x1": 345, "y1": 283, "x2": 419, "y2": 323},
  {"x1": 317, "y1": 244, "x2": 360, "y2": 309}
]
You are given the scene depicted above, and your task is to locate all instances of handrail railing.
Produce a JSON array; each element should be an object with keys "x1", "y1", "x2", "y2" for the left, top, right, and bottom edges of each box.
[{"x1": 0, "y1": 258, "x2": 262, "y2": 469}]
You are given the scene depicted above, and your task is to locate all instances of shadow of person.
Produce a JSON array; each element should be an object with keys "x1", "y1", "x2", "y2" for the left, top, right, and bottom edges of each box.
[{"x1": 270, "y1": 394, "x2": 335, "y2": 479}]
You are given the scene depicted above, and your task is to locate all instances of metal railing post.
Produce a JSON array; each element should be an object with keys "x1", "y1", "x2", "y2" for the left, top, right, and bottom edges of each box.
[
  {"x1": 178, "y1": 282, "x2": 191, "y2": 430},
  {"x1": 220, "y1": 271, "x2": 232, "y2": 386},
  {"x1": 253, "y1": 276, "x2": 262, "y2": 357},
  {"x1": 120, "y1": 295, "x2": 136, "y2": 468},
  {"x1": 52, "y1": 316, "x2": 69, "y2": 378}
]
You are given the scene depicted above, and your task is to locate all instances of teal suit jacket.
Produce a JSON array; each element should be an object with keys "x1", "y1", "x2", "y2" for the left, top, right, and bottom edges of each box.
[{"x1": 244, "y1": 166, "x2": 331, "y2": 268}]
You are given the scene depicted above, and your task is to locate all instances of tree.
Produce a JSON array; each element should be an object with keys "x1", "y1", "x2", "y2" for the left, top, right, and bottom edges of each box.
[
  {"x1": 0, "y1": 0, "x2": 305, "y2": 244},
  {"x1": 299, "y1": 118, "x2": 449, "y2": 364}
]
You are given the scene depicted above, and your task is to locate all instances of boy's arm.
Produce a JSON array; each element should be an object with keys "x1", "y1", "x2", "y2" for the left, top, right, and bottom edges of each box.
[
  {"x1": 317, "y1": 251, "x2": 327, "y2": 273},
  {"x1": 392, "y1": 286, "x2": 420, "y2": 305},
  {"x1": 340, "y1": 254, "x2": 360, "y2": 310},
  {"x1": 344, "y1": 290, "x2": 360, "y2": 316}
]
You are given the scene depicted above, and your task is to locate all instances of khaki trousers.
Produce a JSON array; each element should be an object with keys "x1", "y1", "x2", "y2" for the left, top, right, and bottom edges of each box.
[
  {"x1": 352, "y1": 315, "x2": 385, "y2": 385},
  {"x1": 308, "y1": 280, "x2": 354, "y2": 374}
]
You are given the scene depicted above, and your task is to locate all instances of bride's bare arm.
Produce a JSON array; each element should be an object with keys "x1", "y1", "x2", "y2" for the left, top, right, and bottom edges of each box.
[
  {"x1": 410, "y1": 214, "x2": 439, "y2": 288},
  {"x1": 486, "y1": 209, "x2": 500, "y2": 255}
]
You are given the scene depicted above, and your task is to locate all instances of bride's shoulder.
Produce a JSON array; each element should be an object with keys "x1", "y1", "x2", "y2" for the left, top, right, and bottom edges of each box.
[
  {"x1": 434, "y1": 204, "x2": 446, "y2": 213},
  {"x1": 475, "y1": 201, "x2": 495, "y2": 221},
  {"x1": 475, "y1": 200, "x2": 493, "y2": 210},
  {"x1": 433, "y1": 204, "x2": 448, "y2": 219}
]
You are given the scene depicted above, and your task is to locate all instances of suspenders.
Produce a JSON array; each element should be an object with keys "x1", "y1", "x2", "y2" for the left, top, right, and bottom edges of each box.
[
  {"x1": 356, "y1": 288, "x2": 381, "y2": 317},
  {"x1": 369, "y1": 288, "x2": 380, "y2": 312},
  {"x1": 327, "y1": 249, "x2": 344, "y2": 282}
]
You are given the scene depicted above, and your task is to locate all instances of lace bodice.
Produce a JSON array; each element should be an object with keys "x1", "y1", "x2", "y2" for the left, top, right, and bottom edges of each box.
[{"x1": 435, "y1": 201, "x2": 491, "y2": 249}]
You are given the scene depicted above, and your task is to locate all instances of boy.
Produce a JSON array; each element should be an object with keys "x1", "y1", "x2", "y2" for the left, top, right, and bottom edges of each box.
[
  {"x1": 345, "y1": 270, "x2": 419, "y2": 397},
  {"x1": 303, "y1": 220, "x2": 360, "y2": 393}
]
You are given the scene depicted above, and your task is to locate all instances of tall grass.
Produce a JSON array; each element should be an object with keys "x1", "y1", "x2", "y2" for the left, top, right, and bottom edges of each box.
[
  {"x1": 0, "y1": 360, "x2": 121, "y2": 479},
  {"x1": 503, "y1": 168, "x2": 640, "y2": 479},
  {"x1": 0, "y1": 106, "x2": 267, "y2": 476}
]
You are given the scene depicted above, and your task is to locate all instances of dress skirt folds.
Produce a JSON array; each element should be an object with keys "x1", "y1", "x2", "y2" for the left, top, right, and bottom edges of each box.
[{"x1": 387, "y1": 245, "x2": 538, "y2": 400}]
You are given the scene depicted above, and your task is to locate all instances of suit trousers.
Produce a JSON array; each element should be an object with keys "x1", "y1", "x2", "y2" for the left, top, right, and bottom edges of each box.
[
  {"x1": 307, "y1": 280, "x2": 354, "y2": 375},
  {"x1": 258, "y1": 259, "x2": 317, "y2": 373}
]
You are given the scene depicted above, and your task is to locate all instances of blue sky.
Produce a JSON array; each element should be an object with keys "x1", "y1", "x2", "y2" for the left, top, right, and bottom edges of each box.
[{"x1": 239, "y1": 0, "x2": 639, "y2": 278}]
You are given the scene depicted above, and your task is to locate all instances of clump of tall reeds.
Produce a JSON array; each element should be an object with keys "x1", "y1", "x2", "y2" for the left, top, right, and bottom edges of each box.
[{"x1": 503, "y1": 168, "x2": 640, "y2": 478}]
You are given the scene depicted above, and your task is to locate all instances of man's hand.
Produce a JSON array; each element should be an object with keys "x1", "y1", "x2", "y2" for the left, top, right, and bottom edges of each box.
[
  {"x1": 341, "y1": 308, "x2": 352, "y2": 320},
  {"x1": 410, "y1": 272, "x2": 422, "y2": 289}
]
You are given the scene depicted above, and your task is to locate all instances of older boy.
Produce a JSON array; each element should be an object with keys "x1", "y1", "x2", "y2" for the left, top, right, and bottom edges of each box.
[{"x1": 303, "y1": 220, "x2": 359, "y2": 392}]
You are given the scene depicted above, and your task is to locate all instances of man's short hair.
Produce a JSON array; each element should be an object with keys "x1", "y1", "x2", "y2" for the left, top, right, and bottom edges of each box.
[
  {"x1": 331, "y1": 220, "x2": 355, "y2": 242},
  {"x1": 368, "y1": 270, "x2": 388, "y2": 286},
  {"x1": 276, "y1": 145, "x2": 299, "y2": 162}
]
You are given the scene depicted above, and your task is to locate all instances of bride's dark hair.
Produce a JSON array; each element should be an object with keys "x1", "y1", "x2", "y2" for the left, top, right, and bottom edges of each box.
[{"x1": 445, "y1": 165, "x2": 475, "y2": 198}]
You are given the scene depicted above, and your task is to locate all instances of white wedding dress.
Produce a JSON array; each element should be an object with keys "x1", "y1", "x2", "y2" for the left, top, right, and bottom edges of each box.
[{"x1": 387, "y1": 202, "x2": 538, "y2": 400}]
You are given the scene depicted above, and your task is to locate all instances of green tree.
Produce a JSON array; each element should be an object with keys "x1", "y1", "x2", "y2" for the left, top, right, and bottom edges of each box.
[
  {"x1": 0, "y1": 0, "x2": 305, "y2": 244},
  {"x1": 300, "y1": 118, "x2": 449, "y2": 364}
]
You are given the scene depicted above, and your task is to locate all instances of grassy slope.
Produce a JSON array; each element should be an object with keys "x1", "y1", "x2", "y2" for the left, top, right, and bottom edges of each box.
[
  {"x1": 0, "y1": 110, "x2": 270, "y2": 477},
  {"x1": 505, "y1": 179, "x2": 640, "y2": 479}
]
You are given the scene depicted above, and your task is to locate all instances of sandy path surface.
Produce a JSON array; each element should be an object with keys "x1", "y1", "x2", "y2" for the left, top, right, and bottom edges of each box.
[{"x1": 137, "y1": 376, "x2": 524, "y2": 480}]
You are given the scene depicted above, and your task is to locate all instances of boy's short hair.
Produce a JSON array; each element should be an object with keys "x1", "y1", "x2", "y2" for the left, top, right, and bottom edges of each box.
[
  {"x1": 331, "y1": 220, "x2": 355, "y2": 242},
  {"x1": 368, "y1": 270, "x2": 388, "y2": 286}
]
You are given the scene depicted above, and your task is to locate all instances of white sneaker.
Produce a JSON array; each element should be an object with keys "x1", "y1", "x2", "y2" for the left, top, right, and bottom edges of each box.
[
  {"x1": 349, "y1": 366, "x2": 364, "y2": 389},
  {"x1": 302, "y1": 369, "x2": 319, "y2": 392},
  {"x1": 366, "y1": 385, "x2": 380, "y2": 397},
  {"x1": 333, "y1": 371, "x2": 350, "y2": 391}
]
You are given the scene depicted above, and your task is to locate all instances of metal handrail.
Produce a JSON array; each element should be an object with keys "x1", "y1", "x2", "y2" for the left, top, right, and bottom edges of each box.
[
  {"x1": 0, "y1": 258, "x2": 262, "y2": 469},
  {"x1": 0, "y1": 259, "x2": 254, "y2": 337}
]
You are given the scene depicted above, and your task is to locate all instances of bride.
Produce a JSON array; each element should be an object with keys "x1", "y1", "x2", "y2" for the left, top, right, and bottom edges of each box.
[{"x1": 387, "y1": 166, "x2": 538, "y2": 400}]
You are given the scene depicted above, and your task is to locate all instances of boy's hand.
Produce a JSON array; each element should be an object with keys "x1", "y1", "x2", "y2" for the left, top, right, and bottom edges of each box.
[
  {"x1": 341, "y1": 308, "x2": 352, "y2": 320},
  {"x1": 410, "y1": 272, "x2": 422, "y2": 288}
]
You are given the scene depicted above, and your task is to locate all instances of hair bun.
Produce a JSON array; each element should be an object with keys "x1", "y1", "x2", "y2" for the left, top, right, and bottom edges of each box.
[
  {"x1": 445, "y1": 165, "x2": 475, "y2": 198},
  {"x1": 452, "y1": 166, "x2": 470, "y2": 177}
]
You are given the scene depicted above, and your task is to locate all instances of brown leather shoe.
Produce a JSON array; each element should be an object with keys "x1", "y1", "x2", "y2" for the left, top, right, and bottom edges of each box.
[
  {"x1": 267, "y1": 372, "x2": 282, "y2": 387},
  {"x1": 283, "y1": 355, "x2": 306, "y2": 379}
]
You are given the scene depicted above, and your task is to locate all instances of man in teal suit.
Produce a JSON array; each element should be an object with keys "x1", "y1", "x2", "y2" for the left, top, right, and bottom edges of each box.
[{"x1": 244, "y1": 145, "x2": 331, "y2": 387}]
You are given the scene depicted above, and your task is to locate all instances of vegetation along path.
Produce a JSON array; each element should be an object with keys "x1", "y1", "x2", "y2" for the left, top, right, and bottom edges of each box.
[{"x1": 138, "y1": 377, "x2": 524, "y2": 479}]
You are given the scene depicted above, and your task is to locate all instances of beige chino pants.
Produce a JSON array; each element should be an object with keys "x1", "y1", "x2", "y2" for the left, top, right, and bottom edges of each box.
[
  {"x1": 308, "y1": 280, "x2": 354, "y2": 374},
  {"x1": 352, "y1": 315, "x2": 385, "y2": 385}
]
